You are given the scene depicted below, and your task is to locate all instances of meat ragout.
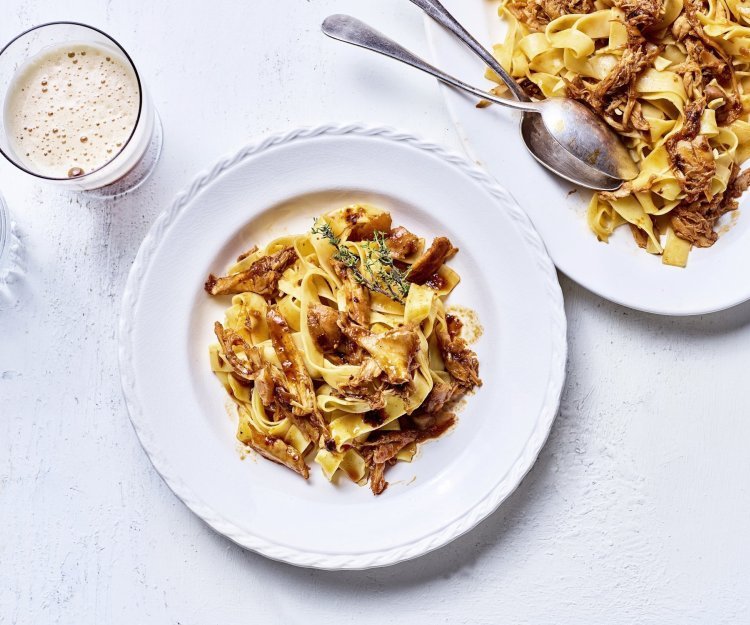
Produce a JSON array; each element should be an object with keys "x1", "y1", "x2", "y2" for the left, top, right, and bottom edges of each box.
[
  {"x1": 499, "y1": 0, "x2": 750, "y2": 261},
  {"x1": 205, "y1": 246, "x2": 298, "y2": 297},
  {"x1": 207, "y1": 206, "x2": 482, "y2": 495}
]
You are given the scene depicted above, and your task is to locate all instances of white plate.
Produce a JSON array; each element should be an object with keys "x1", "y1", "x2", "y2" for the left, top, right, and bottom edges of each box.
[
  {"x1": 119, "y1": 124, "x2": 566, "y2": 569},
  {"x1": 425, "y1": 1, "x2": 750, "y2": 315}
]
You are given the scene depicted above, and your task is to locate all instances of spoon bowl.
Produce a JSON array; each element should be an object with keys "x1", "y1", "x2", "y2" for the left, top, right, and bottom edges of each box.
[
  {"x1": 519, "y1": 115, "x2": 624, "y2": 191},
  {"x1": 537, "y1": 98, "x2": 639, "y2": 180}
]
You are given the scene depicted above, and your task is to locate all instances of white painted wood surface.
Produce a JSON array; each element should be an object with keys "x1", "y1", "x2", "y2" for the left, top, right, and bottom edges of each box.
[{"x1": 1, "y1": 1, "x2": 748, "y2": 623}]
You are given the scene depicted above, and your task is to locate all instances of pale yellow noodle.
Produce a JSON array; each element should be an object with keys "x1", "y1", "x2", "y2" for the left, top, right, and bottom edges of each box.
[
  {"x1": 493, "y1": 0, "x2": 750, "y2": 267},
  {"x1": 209, "y1": 206, "x2": 463, "y2": 484}
]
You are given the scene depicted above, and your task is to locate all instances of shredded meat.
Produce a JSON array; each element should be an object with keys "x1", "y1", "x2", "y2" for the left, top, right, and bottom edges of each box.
[
  {"x1": 332, "y1": 261, "x2": 370, "y2": 326},
  {"x1": 209, "y1": 207, "x2": 483, "y2": 494},
  {"x1": 328, "y1": 337, "x2": 365, "y2": 366},
  {"x1": 338, "y1": 358, "x2": 387, "y2": 409},
  {"x1": 217, "y1": 317, "x2": 333, "y2": 448},
  {"x1": 274, "y1": 401, "x2": 322, "y2": 450},
  {"x1": 502, "y1": 0, "x2": 750, "y2": 258},
  {"x1": 267, "y1": 307, "x2": 317, "y2": 415},
  {"x1": 406, "y1": 237, "x2": 458, "y2": 285},
  {"x1": 661, "y1": 73, "x2": 744, "y2": 248},
  {"x1": 672, "y1": 1, "x2": 744, "y2": 125},
  {"x1": 670, "y1": 136, "x2": 716, "y2": 203},
  {"x1": 344, "y1": 278, "x2": 370, "y2": 326},
  {"x1": 217, "y1": 315, "x2": 323, "y2": 476},
  {"x1": 369, "y1": 462, "x2": 388, "y2": 495},
  {"x1": 506, "y1": 0, "x2": 595, "y2": 31},
  {"x1": 671, "y1": 164, "x2": 749, "y2": 247},
  {"x1": 422, "y1": 379, "x2": 459, "y2": 414},
  {"x1": 663, "y1": 98, "x2": 715, "y2": 203},
  {"x1": 565, "y1": 24, "x2": 660, "y2": 132},
  {"x1": 612, "y1": 0, "x2": 662, "y2": 29},
  {"x1": 360, "y1": 432, "x2": 416, "y2": 495},
  {"x1": 214, "y1": 322, "x2": 266, "y2": 382},
  {"x1": 267, "y1": 307, "x2": 331, "y2": 446},
  {"x1": 435, "y1": 320, "x2": 481, "y2": 389},
  {"x1": 253, "y1": 366, "x2": 278, "y2": 406},
  {"x1": 341, "y1": 205, "x2": 393, "y2": 241},
  {"x1": 359, "y1": 415, "x2": 458, "y2": 495},
  {"x1": 671, "y1": 208, "x2": 718, "y2": 247},
  {"x1": 205, "y1": 247, "x2": 298, "y2": 297},
  {"x1": 338, "y1": 316, "x2": 420, "y2": 385},
  {"x1": 239, "y1": 427, "x2": 309, "y2": 479},
  {"x1": 674, "y1": 96, "x2": 704, "y2": 141},
  {"x1": 306, "y1": 304, "x2": 342, "y2": 353},
  {"x1": 360, "y1": 430, "x2": 419, "y2": 462},
  {"x1": 215, "y1": 321, "x2": 313, "y2": 420},
  {"x1": 385, "y1": 226, "x2": 421, "y2": 260}
]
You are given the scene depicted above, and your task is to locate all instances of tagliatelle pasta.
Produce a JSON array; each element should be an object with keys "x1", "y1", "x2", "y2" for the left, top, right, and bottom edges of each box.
[
  {"x1": 492, "y1": 0, "x2": 750, "y2": 266},
  {"x1": 205, "y1": 205, "x2": 482, "y2": 495}
]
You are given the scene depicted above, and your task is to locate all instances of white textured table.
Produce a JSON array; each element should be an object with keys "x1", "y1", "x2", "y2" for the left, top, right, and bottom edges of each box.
[{"x1": 2, "y1": 2, "x2": 749, "y2": 623}]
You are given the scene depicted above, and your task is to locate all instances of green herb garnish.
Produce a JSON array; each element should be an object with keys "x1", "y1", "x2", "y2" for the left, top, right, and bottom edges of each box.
[{"x1": 311, "y1": 221, "x2": 411, "y2": 303}]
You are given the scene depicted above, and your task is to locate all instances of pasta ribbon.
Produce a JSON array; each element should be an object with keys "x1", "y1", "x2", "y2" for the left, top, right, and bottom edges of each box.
[
  {"x1": 495, "y1": 0, "x2": 750, "y2": 265},
  {"x1": 207, "y1": 205, "x2": 481, "y2": 494}
]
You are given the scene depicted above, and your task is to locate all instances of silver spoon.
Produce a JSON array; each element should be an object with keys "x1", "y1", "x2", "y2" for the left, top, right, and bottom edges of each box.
[
  {"x1": 322, "y1": 14, "x2": 638, "y2": 191},
  {"x1": 408, "y1": 0, "x2": 628, "y2": 191}
]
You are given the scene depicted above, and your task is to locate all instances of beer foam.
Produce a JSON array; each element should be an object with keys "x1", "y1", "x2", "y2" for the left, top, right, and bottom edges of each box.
[{"x1": 4, "y1": 42, "x2": 140, "y2": 178}]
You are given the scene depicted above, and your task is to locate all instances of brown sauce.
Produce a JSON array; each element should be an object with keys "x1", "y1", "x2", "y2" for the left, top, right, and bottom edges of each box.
[
  {"x1": 363, "y1": 410, "x2": 386, "y2": 427},
  {"x1": 425, "y1": 272, "x2": 447, "y2": 291}
]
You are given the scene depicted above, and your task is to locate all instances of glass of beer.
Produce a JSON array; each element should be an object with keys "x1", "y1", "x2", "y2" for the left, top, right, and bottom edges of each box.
[{"x1": 0, "y1": 22, "x2": 162, "y2": 197}]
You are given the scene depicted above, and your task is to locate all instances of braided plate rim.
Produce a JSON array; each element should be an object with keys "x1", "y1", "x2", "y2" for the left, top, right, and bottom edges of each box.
[{"x1": 118, "y1": 123, "x2": 567, "y2": 570}]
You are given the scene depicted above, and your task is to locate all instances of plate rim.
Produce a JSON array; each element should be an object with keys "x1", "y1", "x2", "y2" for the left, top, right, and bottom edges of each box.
[
  {"x1": 424, "y1": 8, "x2": 750, "y2": 317},
  {"x1": 118, "y1": 123, "x2": 568, "y2": 569}
]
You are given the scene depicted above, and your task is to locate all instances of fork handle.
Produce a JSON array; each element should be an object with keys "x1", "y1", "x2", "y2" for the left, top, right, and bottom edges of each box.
[{"x1": 408, "y1": 0, "x2": 530, "y2": 102}]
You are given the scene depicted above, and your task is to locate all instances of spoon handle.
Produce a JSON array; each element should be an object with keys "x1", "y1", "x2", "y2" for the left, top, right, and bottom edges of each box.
[
  {"x1": 408, "y1": 0, "x2": 530, "y2": 102},
  {"x1": 322, "y1": 15, "x2": 540, "y2": 114}
]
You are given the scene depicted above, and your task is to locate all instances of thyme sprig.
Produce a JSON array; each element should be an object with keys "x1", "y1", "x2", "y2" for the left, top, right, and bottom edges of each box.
[
  {"x1": 368, "y1": 230, "x2": 411, "y2": 301},
  {"x1": 311, "y1": 221, "x2": 411, "y2": 303}
]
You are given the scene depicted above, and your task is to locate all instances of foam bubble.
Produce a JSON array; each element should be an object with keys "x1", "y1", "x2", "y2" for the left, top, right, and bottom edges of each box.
[{"x1": 4, "y1": 42, "x2": 139, "y2": 177}]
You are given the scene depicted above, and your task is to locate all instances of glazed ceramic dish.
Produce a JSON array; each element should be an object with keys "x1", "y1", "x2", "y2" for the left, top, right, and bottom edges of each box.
[
  {"x1": 118, "y1": 124, "x2": 567, "y2": 569},
  {"x1": 425, "y1": 0, "x2": 750, "y2": 315}
]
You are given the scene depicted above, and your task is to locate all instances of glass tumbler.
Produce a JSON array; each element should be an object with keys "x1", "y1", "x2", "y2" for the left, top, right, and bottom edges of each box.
[{"x1": 0, "y1": 22, "x2": 162, "y2": 197}]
